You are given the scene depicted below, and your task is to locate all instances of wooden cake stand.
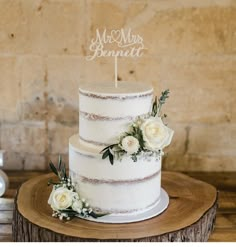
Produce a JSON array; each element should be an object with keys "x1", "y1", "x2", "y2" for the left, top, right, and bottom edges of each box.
[{"x1": 13, "y1": 172, "x2": 217, "y2": 242}]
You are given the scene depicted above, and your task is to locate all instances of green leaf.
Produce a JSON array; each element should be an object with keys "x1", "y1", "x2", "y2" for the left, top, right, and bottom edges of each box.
[
  {"x1": 89, "y1": 211, "x2": 108, "y2": 218},
  {"x1": 100, "y1": 144, "x2": 115, "y2": 153},
  {"x1": 108, "y1": 152, "x2": 114, "y2": 165},
  {"x1": 58, "y1": 155, "x2": 62, "y2": 171},
  {"x1": 47, "y1": 179, "x2": 58, "y2": 186},
  {"x1": 100, "y1": 146, "x2": 110, "y2": 153},
  {"x1": 102, "y1": 149, "x2": 109, "y2": 159},
  {"x1": 157, "y1": 89, "x2": 170, "y2": 116},
  {"x1": 151, "y1": 96, "x2": 158, "y2": 117},
  {"x1": 49, "y1": 160, "x2": 58, "y2": 176},
  {"x1": 62, "y1": 163, "x2": 67, "y2": 179}
]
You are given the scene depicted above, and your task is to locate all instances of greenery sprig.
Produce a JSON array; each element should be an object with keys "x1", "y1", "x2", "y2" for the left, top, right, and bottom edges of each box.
[{"x1": 151, "y1": 89, "x2": 170, "y2": 117}]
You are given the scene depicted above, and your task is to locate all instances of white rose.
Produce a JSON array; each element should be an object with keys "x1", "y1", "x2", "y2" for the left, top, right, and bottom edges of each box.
[
  {"x1": 48, "y1": 187, "x2": 75, "y2": 211},
  {"x1": 141, "y1": 117, "x2": 174, "y2": 151},
  {"x1": 72, "y1": 200, "x2": 83, "y2": 213},
  {"x1": 121, "y1": 136, "x2": 140, "y2": 154}
]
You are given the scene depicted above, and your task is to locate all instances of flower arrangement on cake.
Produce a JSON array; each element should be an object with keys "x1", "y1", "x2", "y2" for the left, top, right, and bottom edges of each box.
[
  {"x1": 100, "y1": 89, "x2": 174, "y2": 165},
  {"x1": 47, "y1": 156, "x2": 106, "y2": 221}
]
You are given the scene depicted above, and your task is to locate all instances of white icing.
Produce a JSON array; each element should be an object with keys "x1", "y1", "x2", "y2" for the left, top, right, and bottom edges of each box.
[
  {"x1": 79, "y1": 93, "x2": 153, "y2": 118},
  {"x1": 70, "y1": 135, "x2": 161, "y2": 180},
  {"x1": 79, "y1": 117, "x2": 132, "y2": 147},
  {"x1": 79, "y1": 82, "x2": 153, "y2": 148},
  {"x1": 69, "y1": 135, "x2": 161, "y2": 213}
]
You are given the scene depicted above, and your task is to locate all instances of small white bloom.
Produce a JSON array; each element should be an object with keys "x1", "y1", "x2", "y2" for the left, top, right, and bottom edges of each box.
[
  {"x1": 82, "y1": 198, "x2": 85, "y2": 202},
  {"x1": 72, "y1": 200, "x2": 83, "y2": 213},
  {"x1": 59, "y1": 215, "x2": 63, "y2": 220},
  {"x1": 82, "y1": 208, "x2": 88, "y2": 213},
  {"x1": 85, "y1": 202, "x2": 89, "y2": 207},
  {"x1": 48, "y1": 187, "x2": 76, "y2": 211},
  {"x1": 121, "y1": 136, "x2": 140, "y2": 154},
  {"x1": 141, "y1": 117, "x2": 174, "y2": 151}
]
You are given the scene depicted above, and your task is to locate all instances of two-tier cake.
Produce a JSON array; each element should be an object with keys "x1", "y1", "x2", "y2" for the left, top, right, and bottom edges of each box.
[{"x1": 69, "y1": 81, "x2": 173, "y2": 222}]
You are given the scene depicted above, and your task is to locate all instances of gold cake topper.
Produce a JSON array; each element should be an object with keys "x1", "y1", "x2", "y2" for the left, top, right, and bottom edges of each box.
[{"x1": 86, "y1": 28, "x2": 146, "y2": 87}]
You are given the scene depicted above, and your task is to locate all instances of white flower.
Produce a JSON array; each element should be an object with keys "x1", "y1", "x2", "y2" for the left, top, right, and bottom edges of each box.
[
  {"x1": 141, "y1": 117, "x2": 174, "y2": 151},
  {"x1": 121, "y1": 136, "x2": 140, "y2": 154},
  {"x1": 48, "y1": 187, "x2": 75, "y2": 211},
  {"x1": 72, "y1": 200, "x2": 83, "y2": 213}
]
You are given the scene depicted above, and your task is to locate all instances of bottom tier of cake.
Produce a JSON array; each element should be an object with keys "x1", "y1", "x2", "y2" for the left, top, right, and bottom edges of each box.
[{"x1": 69, "y1": 134, "x2": 162, "y2": 215}]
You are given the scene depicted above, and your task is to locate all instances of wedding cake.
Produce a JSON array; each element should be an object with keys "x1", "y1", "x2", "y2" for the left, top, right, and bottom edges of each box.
[{"x1": 68, "y1": 81, "x2": 174, "y2": 219}]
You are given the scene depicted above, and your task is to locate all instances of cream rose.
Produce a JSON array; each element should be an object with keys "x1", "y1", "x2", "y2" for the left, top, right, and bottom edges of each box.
[
  {"x1": 121, "y1": 136, "x2": 140, "y2": 154},
  {"x1": 72, "y1": 200, "x2": 83, "y2": 213},
  {"x1": 141, "y1": 117, "x2": 174, "y2": 151},
  {"x1": 48, "y1": 187, "x2": 75, "y2": 211}
]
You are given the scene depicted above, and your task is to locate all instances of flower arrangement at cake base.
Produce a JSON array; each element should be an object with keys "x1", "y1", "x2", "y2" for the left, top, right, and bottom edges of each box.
[{"x1": 47, "y1": 156, "x2": 106, "y2": 221}]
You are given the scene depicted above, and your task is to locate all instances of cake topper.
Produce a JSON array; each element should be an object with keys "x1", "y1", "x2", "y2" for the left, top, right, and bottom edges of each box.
[{"x1": 86, "y1": 28, "x2": 145, "y2": 87}]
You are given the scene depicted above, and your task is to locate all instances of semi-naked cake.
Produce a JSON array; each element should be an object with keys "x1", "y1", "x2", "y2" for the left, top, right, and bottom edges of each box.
[{"x1": 69, "y1": 82, "x2": 172, "y2": 218}]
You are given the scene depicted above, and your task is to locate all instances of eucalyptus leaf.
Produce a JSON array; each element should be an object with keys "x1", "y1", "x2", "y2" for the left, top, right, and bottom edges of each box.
[
  {"x1": 108, "y1": 152, "x2": 114, "y2": 165},
  {"x1": 151, "y1": 96, "x2": 157, "y2": 117},
  {"x1": 89, "y1": 211, "x2": 108, "y2": 218},
  {"x1": 58, "y1": 155, "x2": 62, "y2": 170},
  {"x1": 62, "y1": 163, "x2": 67, "y2": 179},
  {"x1": 100, "y1": 144, "x2": 115, "y2": 153},
  {"x1": 157, "y1": 89, "x2": 170, "y2": 116},
  {"x1": 49, "y1": 161, "x2": 58, "y2": 176},
  {"x1": 102, "y1": 149, "x2": 109, "y2": 159}
]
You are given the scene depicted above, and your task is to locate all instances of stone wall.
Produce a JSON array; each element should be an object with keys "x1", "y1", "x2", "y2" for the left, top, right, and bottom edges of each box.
[{"x1": 0, "y1": 0, "x2": 235, "y2": 171}]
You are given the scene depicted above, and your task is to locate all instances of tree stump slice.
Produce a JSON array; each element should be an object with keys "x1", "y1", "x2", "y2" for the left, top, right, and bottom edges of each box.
[{"x1": 13, "y1": 172, "x2": 217, "y2": 242}]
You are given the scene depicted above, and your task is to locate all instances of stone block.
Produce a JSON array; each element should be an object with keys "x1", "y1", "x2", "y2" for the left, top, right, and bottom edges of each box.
[
  {"x1": 0, "y1": 56, "x2": 20, "y2": 122},
  {"x1": 164, "y1": 123, "x2": 188, "y2": 155},
  {"x1": 84, "y1": 57, "x2": 120, "y2": 83},
  {"x1": 2, "y1": 152, "x2": 24, "y2": 170},
  {"x1": 48, "y1": 122, "x2": 77, "y2": 154},
  {"x1": 83, "y1": 56, "x2": 162, "y2": 89},
  {"x1": 0, "y1": 0, "x2": 29, "y2": 54},
  {"x1": 46, "y1": 56, "x2": 83, "y2": 124},
  {"x1": 136, "y1": 5, "x2": 232, "y2": 56},
  {"x1": 160, "y1": 55, "x2": 234, "y2": 89},
  {"x1": 18, "y1": 55, "x2": 46, "y2": 121},
  {"x1": 157, "y1": 55, "x2": 233, "y2": 124},
  {"x1": 231, "y1": 89, "x2": 236, "y2": 123},
  {"x1": 1, "y1": 122, "x2": 45, "y2": 155},
  {"x1": 22, "y1": 0, "x2": 85, "y2": 55},
  {"x1": 230, "y1": 7, "x2": 236, "y2": 53},
  {"x1": 24, "y1": 154, "x2": 46, "y2": 170},
  {"x1": 88, "y1": 1, "x2": 125, "y2": 33},
  {"x1": 188, "y1": 124, "x2": 236, "y2": 156},
  {"x1": 164, "y1": 153, "x2": 236, "y2": 172}
]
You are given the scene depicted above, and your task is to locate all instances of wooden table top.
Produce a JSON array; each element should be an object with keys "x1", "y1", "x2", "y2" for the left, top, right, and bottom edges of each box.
[{"x1": 0, "y1": 170, "x2": 236, "y2": 242}]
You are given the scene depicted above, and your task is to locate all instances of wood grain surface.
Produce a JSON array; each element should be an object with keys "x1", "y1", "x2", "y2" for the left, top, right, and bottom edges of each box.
[
  {"x1": 12, "y1": 172, "x2": 217, "y2": 241},
  {"x1": 1, "y1": 171, "x2": 235, "y2": 242}
]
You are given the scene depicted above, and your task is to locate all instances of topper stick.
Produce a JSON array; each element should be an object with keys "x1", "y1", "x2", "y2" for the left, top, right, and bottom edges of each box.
[{"x1": 115, "y1": 55, "x2": 118, "y2": 88}]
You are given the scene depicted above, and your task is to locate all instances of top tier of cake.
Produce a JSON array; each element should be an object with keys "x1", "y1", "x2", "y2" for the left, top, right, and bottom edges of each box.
[{"x1": 78, "y1": 82, "x2": 153, "y2": 150}]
